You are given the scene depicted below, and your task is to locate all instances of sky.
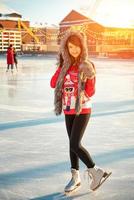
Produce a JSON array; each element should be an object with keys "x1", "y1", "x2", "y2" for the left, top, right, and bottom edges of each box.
[{"x1": 0, "y1": 0, "x2": 134, "y2": 28}]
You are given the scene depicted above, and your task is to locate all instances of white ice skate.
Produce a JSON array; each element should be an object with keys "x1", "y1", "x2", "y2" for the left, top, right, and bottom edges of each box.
[
  {"x1": 87, "y1": 166, "x2": 112, "y2": 191},
  {"x1": 64, "y1": 168, "x2": 81, "y2": 194}
]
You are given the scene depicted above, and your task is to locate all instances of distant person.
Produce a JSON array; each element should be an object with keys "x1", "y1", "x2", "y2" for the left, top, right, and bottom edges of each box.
[
  {"x1": 50, "y1": 30, "x2": 112, "y2": 193},
  {"x1": 6, "y1": 44, "x2": 14, "y2": 73},
  {"x1": 13, "y1": 48, "x2": 18, "y2": 71}
]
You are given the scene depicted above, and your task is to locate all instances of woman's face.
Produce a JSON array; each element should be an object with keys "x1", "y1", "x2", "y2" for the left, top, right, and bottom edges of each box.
[{"x1": 67, "y1": 42, "x2": 81, "y2": 59}]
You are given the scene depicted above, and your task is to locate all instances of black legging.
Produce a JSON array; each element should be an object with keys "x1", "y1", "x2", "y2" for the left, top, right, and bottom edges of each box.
[
  {"x1": 65, "y1": 114, "x2": 95, "y2": 170},
  {"x1": 7, "y1": 64, "x2": 13, "y2": 70}
]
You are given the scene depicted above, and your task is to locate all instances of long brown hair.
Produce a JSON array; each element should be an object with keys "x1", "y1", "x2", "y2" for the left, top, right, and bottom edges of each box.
[
  {"x1": 58, "y1": 34, "x2": 83, "y2": 67},
  {"x1": 66, "y1": 34, "x2": 82, "y2": 65}
]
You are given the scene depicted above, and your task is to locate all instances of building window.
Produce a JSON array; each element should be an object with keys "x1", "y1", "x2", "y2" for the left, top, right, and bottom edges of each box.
[{"x1": 0, "y1": 24, "x2": 4, "y2": 29}]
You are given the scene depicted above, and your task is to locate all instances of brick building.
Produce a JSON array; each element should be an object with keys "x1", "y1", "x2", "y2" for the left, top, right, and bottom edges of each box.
[
  {"x1": 59, "y1": 10, "x2": 104, "y2": 55},
  {"x1": 59, "y1": 10, "x2": 134, "y2": 56},
  {"x1": 0, "y1": 5, "x2": 30, "y2": 52},
  {"x1": 21, "y1": 26, "x2": 59, "y2": 52}
]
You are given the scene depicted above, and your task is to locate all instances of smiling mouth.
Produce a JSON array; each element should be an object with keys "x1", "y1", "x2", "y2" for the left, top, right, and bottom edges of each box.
[{"x1": 72, "y1": 53, "x2": 78, "y2": 56}]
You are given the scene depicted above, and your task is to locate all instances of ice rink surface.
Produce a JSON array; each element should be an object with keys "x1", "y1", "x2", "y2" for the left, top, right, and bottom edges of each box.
[{"x1": 0, "y1": 55, "x2": 134, "y2": 200}]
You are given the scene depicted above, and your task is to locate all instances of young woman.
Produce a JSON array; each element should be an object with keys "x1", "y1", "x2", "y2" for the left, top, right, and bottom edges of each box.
[
  {"x1": 6, "y1": 44, "x2": 14, "y2": 73},
  {"x1": 50, "y1": 30, "x2": 111, "y2": 193}
]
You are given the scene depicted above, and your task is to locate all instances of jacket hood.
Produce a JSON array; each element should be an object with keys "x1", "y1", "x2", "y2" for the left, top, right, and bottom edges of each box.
[
  {"x1": 59, "y1": 30, "x2": 88, "y2": 67},
  {"x1": 54, "y1": 30, "x2": 95, "y2": 116}
]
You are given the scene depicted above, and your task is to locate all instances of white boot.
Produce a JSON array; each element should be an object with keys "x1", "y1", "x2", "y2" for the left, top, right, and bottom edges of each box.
[
  {"x1": 87, "y1": 166, "x2": 111, "y2": 191},
  {"x1": 64, "y1": 168, "x2": 81, "y2": 192}
]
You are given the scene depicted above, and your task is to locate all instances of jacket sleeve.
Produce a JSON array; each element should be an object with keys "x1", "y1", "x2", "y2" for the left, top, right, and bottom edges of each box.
[
  {"x1": 85, "y1": 77, "x2": 96, "y2": 97},
  {"x1": 50, "y1": 67, "x2": 61, "y2": 88}
]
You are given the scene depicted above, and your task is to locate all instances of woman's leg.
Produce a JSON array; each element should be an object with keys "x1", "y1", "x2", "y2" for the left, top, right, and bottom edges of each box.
[
  {"x1": 70, "y1": 114, "x2": 95, "y2": 168},
  {"x1": 15, "y1": 61, "x2": 18, "y2": 69},
  {"x1": 6, "y1": 64, "x2": 9, "y2": 71},
  {"x1": 65, "y1": 114, "x2": 111, "y2": 192},
  {"x1": 11, "y1": 64, "x2": 14, "y2": 72},
  {"x1": 65, "y1": 115, "x2": 79, "y2": 170}
]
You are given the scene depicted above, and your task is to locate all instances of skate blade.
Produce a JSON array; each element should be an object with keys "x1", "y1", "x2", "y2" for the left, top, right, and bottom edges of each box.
[
  {"x1": 64, "y1": 183, "x2": 81, "y2": 195},
  {"x1": 92, "y1": 172, "x2": 112, "y2": 191}
]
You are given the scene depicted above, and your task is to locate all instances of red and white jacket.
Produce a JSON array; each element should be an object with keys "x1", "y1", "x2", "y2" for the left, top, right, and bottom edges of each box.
[{"x1": 50, "y1": 65, "x2": 96, "y2": 115}]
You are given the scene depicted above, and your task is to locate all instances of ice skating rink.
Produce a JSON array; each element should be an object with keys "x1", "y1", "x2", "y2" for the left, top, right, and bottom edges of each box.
[{"x1": 0, "y1": 55, "x2": 134, "y2": 200}]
